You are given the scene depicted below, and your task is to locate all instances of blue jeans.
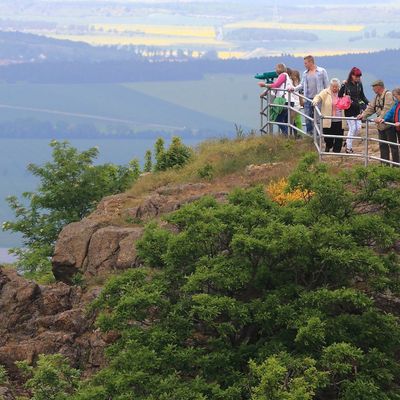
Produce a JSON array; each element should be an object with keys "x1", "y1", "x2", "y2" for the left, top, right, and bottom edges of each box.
[{"x1": 304, "y1": 100, "x2": 314, "y2": 134}]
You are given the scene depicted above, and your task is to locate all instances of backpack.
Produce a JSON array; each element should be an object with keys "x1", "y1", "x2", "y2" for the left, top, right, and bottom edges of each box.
[{"x1": 374, "y1": 90, "x2": 390, "y2": 114}]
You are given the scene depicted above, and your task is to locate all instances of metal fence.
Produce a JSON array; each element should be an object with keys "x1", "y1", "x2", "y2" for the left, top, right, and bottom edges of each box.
[{"x1": 260, "y1": 88, "x2": 400, "y2": 167}]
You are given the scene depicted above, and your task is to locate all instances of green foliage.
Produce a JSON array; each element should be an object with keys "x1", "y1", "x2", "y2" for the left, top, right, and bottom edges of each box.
[
  {"x1": 197, "y1": 163, "x2": 215, "y2": 180},
  {"x1": 250, "y1": 353, "x2": 329, "y2": 400},
  {"x1": 16, "y1": 354, "x2": 80, "y2": 400},
  {"x1": 144, "y1": 150, "x2": 152, "y2": 173},
  {"x1": 0, "y1": 364, "x2": 8, "y2": 385},
  {"x1": 154, "y1": 136, "x2": 192, "y2": 171},
  {"x1": 75, "y1": 156, "x2": 400, "y2": 399},
  {"x1": 3, "y1": 140, "x2": 140, "y2": 276}
]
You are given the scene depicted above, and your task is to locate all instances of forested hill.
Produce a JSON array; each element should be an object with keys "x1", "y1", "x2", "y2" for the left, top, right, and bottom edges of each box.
[{"x1": 0, "y1": 32, "x2": 400, "y2": 85}]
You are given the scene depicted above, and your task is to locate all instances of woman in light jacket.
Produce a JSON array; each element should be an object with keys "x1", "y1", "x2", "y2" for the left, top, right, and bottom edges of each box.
[{"x1": 312, "y1": 78, "x2": 346, "y2": 153}]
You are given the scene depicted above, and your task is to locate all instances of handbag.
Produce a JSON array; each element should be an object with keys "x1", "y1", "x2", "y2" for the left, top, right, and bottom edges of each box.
[
  {"x1": 337, "y1": 95, "x2": 351, "y2": 110},
  {"x1": 336, "y1": 84, "x2": 352, "y2": 110}
]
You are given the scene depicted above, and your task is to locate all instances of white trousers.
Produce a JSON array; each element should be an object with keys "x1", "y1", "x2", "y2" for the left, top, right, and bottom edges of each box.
[{"x1": 346, "y1": 119, "x2": 362, "y2": 149}]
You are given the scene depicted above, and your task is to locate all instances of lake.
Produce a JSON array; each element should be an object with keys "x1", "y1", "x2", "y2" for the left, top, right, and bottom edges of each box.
[{"x1": 0, "y1": 137, "x2": 202, "y2": 263}]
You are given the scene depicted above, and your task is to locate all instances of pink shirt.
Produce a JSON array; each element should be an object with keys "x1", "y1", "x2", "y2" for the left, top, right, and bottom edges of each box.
[{"x1": 270, "y1": 73, "x2": 287, "y2": 89}]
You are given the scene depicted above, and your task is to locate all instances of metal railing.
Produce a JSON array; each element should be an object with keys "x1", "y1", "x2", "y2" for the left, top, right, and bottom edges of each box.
[{"x1": 260, "y1": 88, "x2": 400, "y2": 167}]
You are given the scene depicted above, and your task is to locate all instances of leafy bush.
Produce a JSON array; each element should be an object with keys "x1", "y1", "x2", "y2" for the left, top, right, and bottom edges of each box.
[
  {"x1": 3, "y1": 140, "x2": 140, "y2": 277},
  {"x1": 16, "y1": 354, "x2": 80, "y2": 400},
  {"x1": 75, "y1": 156, "x2": 400, "y2": 399},
  {"x1": 197, "y1": 163, "x2": 215, "y2": 180},
  {"x1": 154, "y1": 136, "x2": 192, "y2": 171}
]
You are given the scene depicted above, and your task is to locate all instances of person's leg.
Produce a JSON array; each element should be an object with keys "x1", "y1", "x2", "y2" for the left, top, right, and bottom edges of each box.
[
  {"x1": 275, "y1": 108, "x2": 288, "y2": 136},
  {"x1": 346, "y1": 119, "x2": 361, "y2": 151},
  {"x1": 386, "y1": 127, "x2": 399, "y2": 164},
  {"x1": 346, "y1": 119, "x2": 355, "y2": 151},
  {"x1": 323, "y1": 127, "x2": 333, "y2": 151},
  {"x1": 332, "y1": 122, "x2": 344, "y2": 153},
  {"x1": 378, "y1": 129, "x2": 390, "y2": 162},
  {"x1": 304, "y1": 101, "x2": 314, "y2": 134}
]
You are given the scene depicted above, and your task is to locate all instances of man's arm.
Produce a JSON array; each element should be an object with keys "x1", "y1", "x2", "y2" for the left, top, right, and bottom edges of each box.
[{"x1": 361, "y1": 98, "x2": 376, "y2": 119}]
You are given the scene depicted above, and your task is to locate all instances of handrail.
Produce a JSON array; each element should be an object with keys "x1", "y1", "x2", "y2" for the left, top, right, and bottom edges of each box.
[{"x1": 260, "y1": 88, "x2": 400, "y2": 167}]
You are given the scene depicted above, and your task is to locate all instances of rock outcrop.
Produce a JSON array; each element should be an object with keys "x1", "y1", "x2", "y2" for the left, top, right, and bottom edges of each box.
[
  {"x1": 52, "y1": 183, "x2": 228, "y2": 283},
  {"x1": 0, "y1": 267, "x2": 106, "y2": 395}
]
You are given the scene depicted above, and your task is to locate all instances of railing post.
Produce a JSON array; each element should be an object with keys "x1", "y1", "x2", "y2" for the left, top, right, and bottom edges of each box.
[
  {"x1": 313, "y1": 107, "x2": 318, "y2": 148},
  {"x1": 260, "y1": 96, "x2": 264, "y2": 135},
  {"x1": 266, "y1": 90, "x2": 271, "y2": 134},
  {"x1": 364, "y1": 120, "x2": 369, "y2": 166},
  {"x1": 287, "y1": 90, "x2": 292, "y2": 137},
  {"x1": 319, "y1": 114, "x2": 323, "y2": 161}
]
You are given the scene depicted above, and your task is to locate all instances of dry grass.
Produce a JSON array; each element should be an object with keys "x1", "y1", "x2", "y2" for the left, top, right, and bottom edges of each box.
[{"x1": 127, "y1": 135, "x2": 314, "y2": 198}]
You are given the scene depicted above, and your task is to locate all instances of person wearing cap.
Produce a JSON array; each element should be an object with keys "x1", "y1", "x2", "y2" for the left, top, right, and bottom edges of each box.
[
  {"x1": 339, "y1": 67, "x2": 369, "y2": 153},
  {"x1": 358, "y1": 80, "x2": 397, "y2": 164}
]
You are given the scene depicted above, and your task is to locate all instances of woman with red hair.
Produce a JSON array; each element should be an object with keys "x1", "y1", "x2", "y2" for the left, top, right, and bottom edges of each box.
[{"x1": 339, "y1": 67, "x2": 369, "y2": 153}]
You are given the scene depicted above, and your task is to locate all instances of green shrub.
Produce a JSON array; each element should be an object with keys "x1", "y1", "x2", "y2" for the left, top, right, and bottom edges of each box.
[
  {"x1": 75, "y1": 157, "x2": 400, "y2": 399},
  {"x1": 16, "y1": 354, "x2": 80, "y2": 400},
  {"x1": 197, "y1": 163, "x2": 215, "y2": 180},
  {"x1": 154, "y1": 136, "x2": 192, "y2": 171}
]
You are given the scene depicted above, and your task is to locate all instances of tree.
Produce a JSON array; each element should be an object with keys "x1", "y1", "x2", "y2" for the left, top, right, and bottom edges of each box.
[
  {"x1": 3, "y1": 140, "x2": 140, "y2": 278},
  {"x1": 144, "y1": 150, "x2": 152, "y2": 173},
  {"x1": 16, "y1": 354, "x2": 80, "y2": 400},
  {"x1": 74, "y1": 156, "x2": 400, "y2": 399},
  {"x1": 154, "y1": 136, "x2": 192, "y2": 171}
]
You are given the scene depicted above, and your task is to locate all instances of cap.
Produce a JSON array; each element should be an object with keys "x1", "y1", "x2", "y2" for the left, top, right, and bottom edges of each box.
[{"x1": 371, "y1": 79, "x2": 384, "y2": 87}]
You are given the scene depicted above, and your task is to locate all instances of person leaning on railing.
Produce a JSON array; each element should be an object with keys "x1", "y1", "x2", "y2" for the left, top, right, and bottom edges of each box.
[
  {"x1": 259, "y1": 63, "x2": 293, "y2": 136},
  {"x1": 358, "y1": 80, "x2": 398, "y2": 164},
  {"x1": 339, "y1": 67, "x2": 369, "y2": 154},
  {"x1": 381, "y1": 87, "x2": 400, "y2": 148},
  {"x1": 291, "y1": 55, "x2": 329, "y2": 135},
  {"x1": 312, "y1": 78, "x2": 346, "y2": 153}
]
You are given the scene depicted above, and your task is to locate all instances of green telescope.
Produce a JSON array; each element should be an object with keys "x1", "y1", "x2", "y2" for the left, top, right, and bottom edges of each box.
[{"x1": 254, "y1": 71, "x2": 278, "y2": 84}]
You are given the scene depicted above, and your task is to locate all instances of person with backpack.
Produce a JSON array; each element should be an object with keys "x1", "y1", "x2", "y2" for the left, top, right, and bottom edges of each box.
[
  {"x1": 339, "y1": 67, "x2": 369, "y2": 153},
  {"x1": 259, "y1": 63, "x2": 293, "y2": 136},
  {"x1": 358, "y1": 80, "x2": 397, "y2": 164}
]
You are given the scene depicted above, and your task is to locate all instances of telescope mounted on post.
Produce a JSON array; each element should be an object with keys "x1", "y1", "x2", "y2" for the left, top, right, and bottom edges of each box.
[{"x1": 254, "y1": 71, "x2": 278, "y2": 84}]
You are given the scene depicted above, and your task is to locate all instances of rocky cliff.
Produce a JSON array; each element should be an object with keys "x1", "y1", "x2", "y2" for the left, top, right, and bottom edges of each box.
[{"x1": 0, "y1": 178, "x2": 244, "y2": 396}]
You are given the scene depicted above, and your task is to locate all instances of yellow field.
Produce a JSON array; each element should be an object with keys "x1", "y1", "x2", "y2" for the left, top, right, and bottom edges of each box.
[
  {"x1": 46, "y1": 34, "x2": 227, "y2": 47},
  {"x1": 217, "y1": 51, "x2": 247, "y2": 59},
  {"x1": 224, "y1": 21, "x2": 365, "y2": 32},
  {"x1": 291, "y1": 49, "x2": 373, "y2": 57},
  {"x1": 91, "y1": 24, "x2": 216, "y2": 38}
]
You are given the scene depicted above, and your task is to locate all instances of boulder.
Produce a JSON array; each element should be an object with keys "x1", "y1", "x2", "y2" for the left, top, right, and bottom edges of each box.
[
  {"x1": 84, "y1": 226, "x2": 143, "y2": 278},
  {"x1": 52, "y1": 218, "x2": 107, "y2": 283}
]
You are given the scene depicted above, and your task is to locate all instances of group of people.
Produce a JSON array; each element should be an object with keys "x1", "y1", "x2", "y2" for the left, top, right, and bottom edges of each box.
[{"x1": 258, "y1": 55, "x2": 400, "y2": 164}]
